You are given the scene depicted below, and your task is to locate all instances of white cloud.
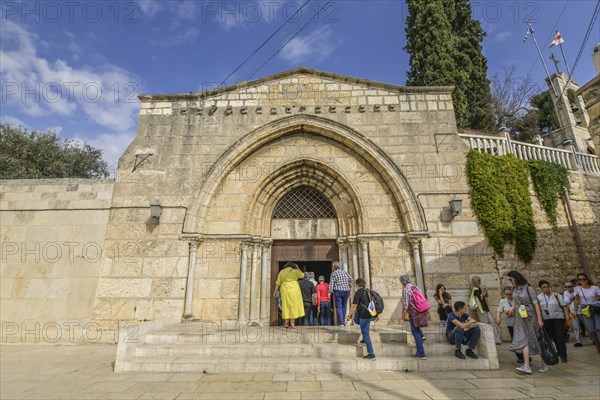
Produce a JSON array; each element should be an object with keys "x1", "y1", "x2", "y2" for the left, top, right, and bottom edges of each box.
[
  {"x1": 150, "y1": 27, "x2": 200, "y2": 47},
  {"x1": 174, "y1": 1, "x2": 200, "y2": 21},
  {"x1": 81, "y1": 131, "x2": 136, "y2": 175},
  {"x1": 1, "y1": 115, "x2": 62, "y2": 135},
  {"x1": 136, "y1": 0, "x2": 162, "y2": 17},
  {"x1": 493, "y1": 31, "x2": 512, "y2": 43},
  {"x1": 279, "y1": 25, "x2": 335, "y2": 64},
  {"x1": 0, "y1": 20, "x2": 140, "y2": 133}
]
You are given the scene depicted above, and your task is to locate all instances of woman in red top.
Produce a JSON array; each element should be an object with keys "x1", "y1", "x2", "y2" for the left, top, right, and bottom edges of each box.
[{"x1": 316, "y1": 275, "x2": 332, "y2": 326}]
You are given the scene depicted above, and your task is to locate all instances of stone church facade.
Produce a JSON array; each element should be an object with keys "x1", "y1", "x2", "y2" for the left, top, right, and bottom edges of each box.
[{"x1": 1, "y1": 68, "x2": 599, "y2": 343}]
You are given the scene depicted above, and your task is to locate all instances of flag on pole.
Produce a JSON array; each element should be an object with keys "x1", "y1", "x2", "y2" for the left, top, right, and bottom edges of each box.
[
  {"x1": 523, "y1": 21, "x2": 534, "y2": 43},
  {"x1": 549, "y1": 31, "x2": 565, "y2": 47}
]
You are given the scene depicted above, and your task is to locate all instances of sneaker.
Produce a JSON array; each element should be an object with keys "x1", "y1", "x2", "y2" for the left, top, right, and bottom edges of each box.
[
  {"x1": 363, "y1": 354, "x2": 376, "y2": 360},
  {"x1": 561, "y1": 357, "x2": 568, "y2": 363},
  {"x1": 413, "y1": 354, "x2": 427, "y2": 360},
  {"x1": 454, "y1": 350, "x2": 466, "y2": 359},
  {"x1": 516, "y1": 365, "x2": 532, "y2": 374},
  {"x1": 539, "y1": 364, "x2": 549, "y2": 373},
  {"x1": 466, "y1": 349, "x2": 479, "y2": 359},
  {"x1": 359, "y1": 339, "x2": 365, "y2": 344},
  {"x1": 574, "y1": 342, "x2": 583, "y2": 347}
]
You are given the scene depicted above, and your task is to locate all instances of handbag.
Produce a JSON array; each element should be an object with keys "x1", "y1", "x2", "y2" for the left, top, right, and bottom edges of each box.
[
  {"x1": 312, "y1": 293, "x2": 318, "y2": 306},
  {"x1": 412, "y1": 311, "x2": 429, "y2": 328},
  {"x1": 538, "y1": 328, "x2": 559, "y2": 365},
  {"x1": 403, "y1": 312, "x2": 410, "y2": 321}
]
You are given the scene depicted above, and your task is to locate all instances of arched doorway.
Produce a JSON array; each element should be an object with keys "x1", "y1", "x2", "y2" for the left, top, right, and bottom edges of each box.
[{"x1": 269, "y1": 185, "x2": 339, "y2": 325}]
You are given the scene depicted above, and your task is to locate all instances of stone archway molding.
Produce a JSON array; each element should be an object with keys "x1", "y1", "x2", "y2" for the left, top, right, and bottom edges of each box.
[
  {"x1": 243, "y1": 157, "x2": 363, "y2": 236},
  {"x1": 183, "y1": 114, "x2": 428, "y2": 234}
]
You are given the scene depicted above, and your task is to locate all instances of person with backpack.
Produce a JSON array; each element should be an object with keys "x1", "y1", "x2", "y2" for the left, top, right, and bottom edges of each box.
[
  {"x1": 400, "y1": 275, "x2": 429, "y2": 360},
  {"x1": 537, "y1": 280, "x2": 570, "y2": 363},
  {"x1": 347, "y1": 278, "x2": 377, "y2": 360}
]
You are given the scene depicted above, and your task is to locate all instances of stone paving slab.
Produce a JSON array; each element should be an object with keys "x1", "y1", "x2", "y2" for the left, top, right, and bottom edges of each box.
[{"x1": 1, "y1": 343, "x2": 599, "y2": 399}]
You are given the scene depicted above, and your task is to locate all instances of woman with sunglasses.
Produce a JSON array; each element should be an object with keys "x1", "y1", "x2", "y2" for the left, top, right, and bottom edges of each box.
[
  {"x1": 506, "y1": 270, "x2": 548, "y2": 374},
  {"x1": 573, "y1": 273, "x2": 600, "y2": 353},
  {"x1": 497, "y1": 287, "x2": 523, "y2": 363}
]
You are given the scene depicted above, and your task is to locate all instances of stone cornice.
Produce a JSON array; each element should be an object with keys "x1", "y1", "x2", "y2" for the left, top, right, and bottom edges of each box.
[{"x1": 138, "y1": 67, "x2": 455, "y2": 102}]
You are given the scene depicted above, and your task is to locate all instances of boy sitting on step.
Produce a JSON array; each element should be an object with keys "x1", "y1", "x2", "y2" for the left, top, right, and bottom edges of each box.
[{"x1": 446, "y1": 301, "x2": 481, "y2": 360}]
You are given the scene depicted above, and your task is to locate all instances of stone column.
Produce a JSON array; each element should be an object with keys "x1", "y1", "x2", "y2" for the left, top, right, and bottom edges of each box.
[
  {"x1": 259, "y1": 241, "x2": 271, "y2": 321},
  {"x1": 249, "y1": 241, "x2": 260, "y2": 322},
  {"x1": 341, "y1": 243, "x2": 349, "y2": 274},
  {"x1": 337, "y1": 238, "x2": 349, "y2": 272},
  {"x1": 238, "y1": 242, "x2": 249, "y2": 322},
  {"x1": 410, "y1": 238, "x2": 425, "y2": 293},
  {"x1": 350, "y1": 240, "x2": 359, "y2": 280},
  {"x1": 360, "y1": 240, "x2": 370, "y2": 288},
  {"x1": 182, "y1": 240, "x2": 201, "y2": 320}
]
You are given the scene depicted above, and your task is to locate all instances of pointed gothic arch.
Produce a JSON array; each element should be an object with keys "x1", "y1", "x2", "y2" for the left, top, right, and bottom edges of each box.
[{"x1": 183, "y1": 114, "x2": 428, "y2": 235}]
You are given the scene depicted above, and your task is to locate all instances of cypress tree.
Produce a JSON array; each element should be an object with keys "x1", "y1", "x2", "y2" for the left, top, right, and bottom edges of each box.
[{"x1": 405, "y1": 0, "x2": 494, "y2": 130}]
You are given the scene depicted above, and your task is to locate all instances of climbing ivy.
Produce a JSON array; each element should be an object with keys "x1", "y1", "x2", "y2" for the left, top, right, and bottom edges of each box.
[
  {"x1": 527, "y1": 160, "x2": 570, "y2": 228},
  {"x1": 466, "y1": 151, "x2": 514, "y2": 257},
  {"x1": 465, "y1": 150, "x2": 567, "y2": 263},
  {"x1": 496, "y1": 155, "x2": 536, "y2": 263}
]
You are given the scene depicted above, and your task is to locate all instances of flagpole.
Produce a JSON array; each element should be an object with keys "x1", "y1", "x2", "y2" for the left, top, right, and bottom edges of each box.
[
  {"x1": 528, "y1": 20, "x2": 558, "y2": 96},
  {"x1": 558, "y1": 43, "x2": 572, "y2": 78}
]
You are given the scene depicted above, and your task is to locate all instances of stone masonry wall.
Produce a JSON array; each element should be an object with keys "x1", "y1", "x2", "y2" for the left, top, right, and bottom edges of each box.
[{"x1": 0, "y1": 179, "x2": 114, "y2": 344}]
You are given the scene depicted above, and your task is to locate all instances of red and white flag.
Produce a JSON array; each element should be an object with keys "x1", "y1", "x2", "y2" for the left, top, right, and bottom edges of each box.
[{"x1": 549, "y1": 31, "x2": 565, "y2": 47}]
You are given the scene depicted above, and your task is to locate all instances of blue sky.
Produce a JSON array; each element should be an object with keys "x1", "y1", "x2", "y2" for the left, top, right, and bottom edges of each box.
[{"x1": 1, "y1": 0, "x2": 599, "y2": 175}]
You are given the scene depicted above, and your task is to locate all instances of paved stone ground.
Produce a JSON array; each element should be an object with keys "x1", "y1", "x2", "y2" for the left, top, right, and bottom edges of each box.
[{"x1": 1, "y1": 343, "x2": 598, "y2": 399}]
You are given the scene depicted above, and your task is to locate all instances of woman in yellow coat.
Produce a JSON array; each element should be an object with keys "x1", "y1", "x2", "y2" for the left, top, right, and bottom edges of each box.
[{"x1": 273, "y1": 262, "x2": 305, "y2": 329}]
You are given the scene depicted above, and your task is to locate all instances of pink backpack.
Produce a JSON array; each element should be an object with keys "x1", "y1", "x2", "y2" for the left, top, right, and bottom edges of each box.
[{"x1": 413, "y1": 288, "x2": 431, "y2": 313}]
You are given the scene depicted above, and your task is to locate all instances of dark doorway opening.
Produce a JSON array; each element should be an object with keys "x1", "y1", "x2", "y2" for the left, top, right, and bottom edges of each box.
[
  {"x1": 277, "y1": 261, "x2": 332, "y2": 283},
  {"x1": 270, "y1": 240, "x2": 338, "y2": 326},
  {"x1": 276, "y1": 261, "x2": 333, "y2": 327}
]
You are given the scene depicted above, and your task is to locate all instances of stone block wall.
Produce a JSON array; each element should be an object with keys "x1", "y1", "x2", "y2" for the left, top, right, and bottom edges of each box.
[
  {"x1": 0, "y1": 179, "x2": 114, "y2": 343},
  {"x1": 1, "y1": 69, "x2": 597, "y2": 344}
]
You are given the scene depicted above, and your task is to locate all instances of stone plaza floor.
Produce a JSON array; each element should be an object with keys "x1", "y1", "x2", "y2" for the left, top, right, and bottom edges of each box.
[{"x1": 1, "y1": 342, "x2": 599, "y2": 399}]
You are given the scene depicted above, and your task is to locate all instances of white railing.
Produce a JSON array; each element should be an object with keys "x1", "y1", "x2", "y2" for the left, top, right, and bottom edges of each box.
[
  {"x1": 458, "y1": 133, "x2": 600, "y2": 176},
  {"x1": 574, "y1": 152, "x2": 600, "y2": 175}
]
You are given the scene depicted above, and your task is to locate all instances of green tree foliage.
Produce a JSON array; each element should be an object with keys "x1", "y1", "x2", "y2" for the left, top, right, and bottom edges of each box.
[
  {"x1": 405, "y1": 0, "x2": 494, "y2": 130},
  {"x1": 530, "y1": 91, "x2": 558, "y2": 134},
  {"x1": 511, "y1": 91, "x2": 559, "y2": 143},
  {"x1": 0, "y1": 123, "x2": 109, "y2": 179},
  {"x1": 512, "y1": 109, "x2": 541, "y2": 143}
]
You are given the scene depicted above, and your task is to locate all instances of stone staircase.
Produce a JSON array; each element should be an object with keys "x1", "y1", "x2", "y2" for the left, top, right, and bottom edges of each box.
[{"x1": 114, "y1": 320, "x2": 499, "y2": 373}]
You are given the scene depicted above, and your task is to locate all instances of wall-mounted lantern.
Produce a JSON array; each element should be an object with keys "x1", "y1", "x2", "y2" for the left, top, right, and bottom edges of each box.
[
  {"x1": 449, "y1": 198, "x2": 463, "y2": 219},
  {"x1": 150, "y1": 200, "x2": 162, "y2": 223}
]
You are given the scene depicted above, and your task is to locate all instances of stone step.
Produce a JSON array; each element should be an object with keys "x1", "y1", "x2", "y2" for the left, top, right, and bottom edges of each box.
[
  {"x1": 133, "y1": 342, "x2": 460, "y2": 359},
  {"x1": 135, "y1": 343, "x2": 415, "y2": 358},
  {"x1": 143, "y1": 327, "x2": 418, "y2": 346},
  {"x1": 121, "y1": 355, "x2": 491, "y2": 373}
]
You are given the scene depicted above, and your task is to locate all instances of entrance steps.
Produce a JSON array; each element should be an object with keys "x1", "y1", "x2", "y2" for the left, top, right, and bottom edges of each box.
[{"x1": 115, "y1": 321, "x2": 499, "y2": 373}]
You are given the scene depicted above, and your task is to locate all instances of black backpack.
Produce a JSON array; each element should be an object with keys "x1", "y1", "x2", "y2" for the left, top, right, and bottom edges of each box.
[{"x1": 369, "y1": 289, "x2": 385, "y2": 315}]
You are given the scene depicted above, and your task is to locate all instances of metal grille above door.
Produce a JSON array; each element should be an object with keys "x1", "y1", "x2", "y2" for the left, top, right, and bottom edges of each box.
[{"x1": 273, "y1": 185, "x2": 336, "y2": 219}]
